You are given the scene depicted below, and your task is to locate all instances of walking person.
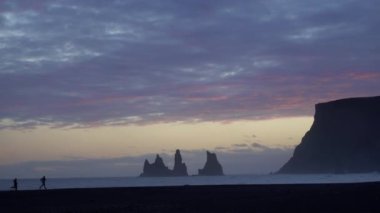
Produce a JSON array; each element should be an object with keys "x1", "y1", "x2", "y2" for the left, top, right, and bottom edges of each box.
[
  {"x1": 10, "y1": 178, "x2": 18, "y2": 191},
  {"x1": 39, "y1": 176, "x2": 47, "y2": 190}
]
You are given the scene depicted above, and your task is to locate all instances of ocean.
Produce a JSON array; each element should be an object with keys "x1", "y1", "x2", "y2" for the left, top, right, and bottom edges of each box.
[{"x1": 1, "y1": 173, "x2": 380, "y2": 191}]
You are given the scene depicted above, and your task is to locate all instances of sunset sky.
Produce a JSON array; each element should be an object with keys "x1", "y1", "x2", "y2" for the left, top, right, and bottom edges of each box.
[{"x1": 1, "y1": 0, "x2": 380, "y2": 178}]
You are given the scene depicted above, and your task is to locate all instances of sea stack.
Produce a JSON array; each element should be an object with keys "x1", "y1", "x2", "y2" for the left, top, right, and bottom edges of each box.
[
  {"x1": 140, "y1": 154, "x2": 172, "y2": 177},
  {"x1": 172, "y1": 149, "x2": 188, "y2": 176},
  {"x1": 279, "y1": 96, "x2": 380, "y2": 173},
  {"x1": 198, "y1": 151, "x2": 224, "y2": 176},
  {"x1": 140, "y1": 150, "x2": 188, "y2": 177}
]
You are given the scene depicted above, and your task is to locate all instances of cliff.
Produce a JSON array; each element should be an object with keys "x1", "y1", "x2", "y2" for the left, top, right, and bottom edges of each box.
[
  {"x1": 279, "y1": 96, "x2": 380, "y2": 173},
  {"x1": 140, "y1": 150, "x2": 188, "y2": 177},
  {"x1": 198, "y1": 151, "x2": 224, "y2": 176}
]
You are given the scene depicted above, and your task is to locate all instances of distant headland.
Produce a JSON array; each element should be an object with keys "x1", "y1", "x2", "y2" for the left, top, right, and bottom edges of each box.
[{"x1": 279, "y1": 96, "x2": 380, "y2": 173}]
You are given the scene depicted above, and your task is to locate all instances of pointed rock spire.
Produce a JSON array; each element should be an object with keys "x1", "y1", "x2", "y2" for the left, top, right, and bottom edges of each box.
[
  {"x1": 140, "y1": 150, "x2": 189, "y2": 177},
  {"x1": 198, "y1": 151, "x2": 224, "y2": 176},
  {"x1": 140, "y1": 154, "x2": 171, "y2": 177},
  {"x1": 172, "y1": 149, "x2": 188, "y2": 176}
]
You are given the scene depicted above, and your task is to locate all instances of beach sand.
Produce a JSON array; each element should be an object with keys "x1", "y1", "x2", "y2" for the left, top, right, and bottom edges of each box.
[{"x1": 1, "y1": 181, "x2": 380, "y2": 212}]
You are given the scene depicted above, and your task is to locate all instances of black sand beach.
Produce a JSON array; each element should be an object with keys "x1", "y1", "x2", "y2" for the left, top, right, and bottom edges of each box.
[{"x1": 1, "y1": 181, "x2": 380, "y2": 213}]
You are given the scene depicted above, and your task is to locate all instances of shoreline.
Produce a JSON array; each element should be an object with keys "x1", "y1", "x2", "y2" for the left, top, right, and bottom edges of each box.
[
  {"x1": 2, "y1": 173, "x2": 380, "y2": 192},
  {"x1": 2, "y1": 181, "x2": 380, "y2": 212}
]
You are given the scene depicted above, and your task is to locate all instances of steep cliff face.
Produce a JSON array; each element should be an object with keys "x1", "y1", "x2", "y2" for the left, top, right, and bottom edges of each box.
[
  {"x1": 198, "y1": 151, "x2": 224, "y2": 176},
  {"x1": 279, "y1": 96, "x2": 380, "y2": 173}
]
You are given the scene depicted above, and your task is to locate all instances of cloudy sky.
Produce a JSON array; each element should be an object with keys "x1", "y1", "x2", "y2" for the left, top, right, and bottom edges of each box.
[{"x1": 0, "y1": 0, "x2": 379, "y2": 178}]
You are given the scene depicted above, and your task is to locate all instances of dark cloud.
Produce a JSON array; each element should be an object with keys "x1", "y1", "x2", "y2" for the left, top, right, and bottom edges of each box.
[
  {"x1": 1, "y1": 0, "x2": 380, "y2": 128},
  {"x1": 251, "y1": 142, "x2": 270, "y2": 150},
  {"x1": 215, "y1": 146, "x2": 227, "y2": 150},
  {"x1": 0, "y1": 145, "x2": 293, "y2": 178},
  {"x1": 232, "y1": 143, "x2": 249, "y2": 148}
]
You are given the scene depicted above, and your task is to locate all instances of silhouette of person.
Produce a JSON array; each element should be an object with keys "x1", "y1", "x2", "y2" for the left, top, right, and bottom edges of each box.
[
  {"x1": 39, "y1": 176, "x2": 47, "y2": 190},
  {"x1": 11, "y1": 178, "x2": 18, "y2": 191}
]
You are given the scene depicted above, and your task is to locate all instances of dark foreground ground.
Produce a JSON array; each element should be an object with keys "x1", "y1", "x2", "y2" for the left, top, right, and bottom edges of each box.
[{"x1": 1, "y1": 182, "x2": 380, "y2": 213}]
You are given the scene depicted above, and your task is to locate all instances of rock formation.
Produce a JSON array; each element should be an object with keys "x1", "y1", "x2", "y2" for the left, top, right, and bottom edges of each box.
[
  {"x1": 198, "y1": 151, "x2": 224, "y2": 176},
  {"x1": 279, "y1": 96, "x2": 380, "y2": 173},
  {"x1": 140, "y1": 150, "x2": 188, "y2": 177},
  {"x1": 172, "y1": 149, "x2": 188, "y2": 176},
  {"x1": 140, "y1": 154, "x2": 172, "y2": 177}
]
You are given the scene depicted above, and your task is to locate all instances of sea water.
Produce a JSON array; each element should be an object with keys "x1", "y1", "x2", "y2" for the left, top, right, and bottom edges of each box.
[{"x1": 1, "y1": 173, "x2": 380, "y2": 191}]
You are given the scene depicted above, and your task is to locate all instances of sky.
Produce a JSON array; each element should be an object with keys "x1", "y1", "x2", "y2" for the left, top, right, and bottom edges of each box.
[{"x1": 0, "y1": 0, "x2": 379, "y2": 178}]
